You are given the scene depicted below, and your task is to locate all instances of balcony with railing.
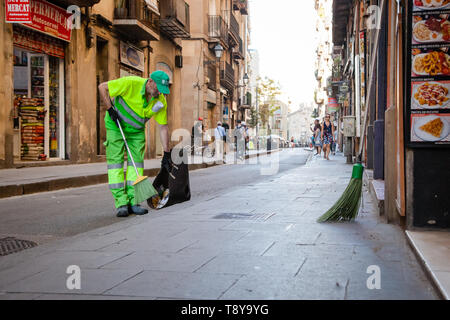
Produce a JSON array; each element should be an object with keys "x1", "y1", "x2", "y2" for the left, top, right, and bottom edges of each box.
[
  {"x1": 220, "y1": 61, "x2": 234, "y2": 91},
  {"x1": 233, "y1": 0, "x2": 248, "y2": 15},
  {"x1": 159, "y1": 0, "x2": 190, "y2": 39},
  {"x1": 227, "y1": 11, "x2": 240, "y2": 47},
  {"x1": 113, "y1": 0, "x2": 160, "y2": 41},
  {"x1": 233, "y1": 37, "x2": 244, "y2": 60},
  {"x1": 208, "y1": 15, "x2": 228, "y2": 46}
]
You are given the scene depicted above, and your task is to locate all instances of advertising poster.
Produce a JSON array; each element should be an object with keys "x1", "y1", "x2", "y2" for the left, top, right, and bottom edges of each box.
[
  {"x1": 407, "y1": 1, "x2": 450, "y2": 146},
  {"x1": 359, "y1": 31, "x2": 366, "y2": 120}
]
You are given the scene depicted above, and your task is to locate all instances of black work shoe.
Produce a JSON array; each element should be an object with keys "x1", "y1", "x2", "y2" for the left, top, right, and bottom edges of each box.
[
  {"x1": 116, "y1": 205, "x2": 130, "y2": 218},
  {"x1": 129, "y1": 205, "x2": 148, "y2": 216}
]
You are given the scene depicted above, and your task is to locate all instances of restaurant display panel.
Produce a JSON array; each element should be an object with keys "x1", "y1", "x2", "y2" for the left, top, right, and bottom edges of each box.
[{"x1": 406, "y1": 1, "x2": 450, "y2": 146}]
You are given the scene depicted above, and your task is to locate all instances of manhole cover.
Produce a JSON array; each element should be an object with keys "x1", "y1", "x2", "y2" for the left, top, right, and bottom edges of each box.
[
  {"x1": 0, "y1": 237, "x2": 38, "y2": 256},
  {"x1": 213, "y1": 213, "x2": 274, "y2": 221}
]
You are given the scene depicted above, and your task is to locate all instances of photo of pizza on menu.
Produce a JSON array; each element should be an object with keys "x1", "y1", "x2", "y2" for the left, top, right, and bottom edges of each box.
[{"x1": 411, "y1": 113, "x2": 450, "y2": 142}]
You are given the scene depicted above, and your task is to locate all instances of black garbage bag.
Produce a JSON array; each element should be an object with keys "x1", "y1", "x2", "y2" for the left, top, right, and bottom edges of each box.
[{"x1": 148, "y1": 148, "x2": 191, "y2": 209}]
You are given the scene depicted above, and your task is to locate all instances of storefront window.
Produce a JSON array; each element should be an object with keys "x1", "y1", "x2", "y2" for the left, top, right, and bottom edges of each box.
[{"x1": 13, "y1": 46, "x2": 65, "y2": 161}]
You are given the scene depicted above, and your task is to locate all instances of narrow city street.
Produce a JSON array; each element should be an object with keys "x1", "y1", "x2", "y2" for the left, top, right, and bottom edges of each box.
[
  {"x1": 0, "y1": 149, "x2": 438, "y2": 300},
  {"x1": 2, "y1": 0, "x2": 450, "y2": 305}
]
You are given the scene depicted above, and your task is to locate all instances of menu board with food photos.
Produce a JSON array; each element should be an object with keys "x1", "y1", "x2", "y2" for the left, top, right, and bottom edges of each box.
[{"x1": 407, "y1": 0, "x2": 450, "y2": 146}]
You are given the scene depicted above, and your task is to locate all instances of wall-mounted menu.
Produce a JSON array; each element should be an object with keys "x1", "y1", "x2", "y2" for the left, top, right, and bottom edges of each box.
[{"x1": 407, "y1": 1, "x2": 450, "y2": 146}]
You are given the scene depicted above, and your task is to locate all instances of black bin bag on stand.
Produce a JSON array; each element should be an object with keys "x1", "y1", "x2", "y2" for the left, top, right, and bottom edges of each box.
[{"x1": 148, "y1": 148, "x2": 191, "y2": 209}]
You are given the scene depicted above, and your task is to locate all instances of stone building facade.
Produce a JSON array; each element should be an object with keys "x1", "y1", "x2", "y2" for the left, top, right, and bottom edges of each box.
[
  {"x1": 0, "y1": 0, "x2": 251, "y2": 168},
  {"x1": 180, "y1": 0, "x2": 250, "y2": 134},
  {"x1": 313, "y1": 0, "x2": 333, "y2": 118}
]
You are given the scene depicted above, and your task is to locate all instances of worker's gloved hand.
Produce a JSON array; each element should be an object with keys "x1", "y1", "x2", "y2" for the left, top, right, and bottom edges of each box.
[
  {"x1": 107, "y1": 107, "x2": 120, "y2": 124},
  {"x1": 161, "y1": 151, "x2": 172, "y2": 172}
]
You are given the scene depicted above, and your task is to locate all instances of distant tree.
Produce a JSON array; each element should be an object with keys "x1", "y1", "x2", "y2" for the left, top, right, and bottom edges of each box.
[
  {"x1": 256, "y1": 76, "x2": 282, "y2": 128},
  {"x1": 247, "y1": 106, "x2": 258, "y2": 128}
]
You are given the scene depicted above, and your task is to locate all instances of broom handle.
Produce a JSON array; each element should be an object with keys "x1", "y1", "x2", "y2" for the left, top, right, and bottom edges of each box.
[{"x1": 113, "y1": 110, "x2": 141, "y2": 178}]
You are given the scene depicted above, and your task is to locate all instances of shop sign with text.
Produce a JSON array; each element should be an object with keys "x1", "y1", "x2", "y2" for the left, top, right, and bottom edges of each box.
[
  {"x1": 6, "y1": 0, "x2": 31, "y2": 23},
  {"x1": 21, "y1": 0, "x2": 71, "y2": 42}
]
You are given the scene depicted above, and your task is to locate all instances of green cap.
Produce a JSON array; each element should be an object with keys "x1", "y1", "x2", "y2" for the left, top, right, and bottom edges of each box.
[{"x1": 150, "y1": 70, "x2": 170, "y2": 94}]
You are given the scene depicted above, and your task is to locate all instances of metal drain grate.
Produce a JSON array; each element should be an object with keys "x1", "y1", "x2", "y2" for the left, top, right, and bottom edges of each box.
[
  {"x1": 213, "y1": 212, "x2": 274, "y2": 221},
  {"x1": 0, "y1": 237, "x2": 38, "y2": 256}
]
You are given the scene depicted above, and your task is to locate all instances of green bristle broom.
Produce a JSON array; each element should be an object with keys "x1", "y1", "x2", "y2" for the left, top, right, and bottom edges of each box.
[
  {"x1": 114, "y1": 115, "x2": 158, "y2": 205},
  {"x1": 317, "y1": 0, "x2": 386, "y2": 223},
  {"x1": 317, "y1": 163, "x2": 364, "y2": 222}
]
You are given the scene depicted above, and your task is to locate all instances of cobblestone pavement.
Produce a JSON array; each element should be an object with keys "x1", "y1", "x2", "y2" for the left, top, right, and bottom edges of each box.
[{"x1": 0, "y1": 150, "x2": 438, "y2": 300}]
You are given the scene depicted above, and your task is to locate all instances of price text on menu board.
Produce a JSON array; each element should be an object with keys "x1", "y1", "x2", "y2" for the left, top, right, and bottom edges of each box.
[{"x1": 408, "y1": 0, "x2": 450, "y2": 146}]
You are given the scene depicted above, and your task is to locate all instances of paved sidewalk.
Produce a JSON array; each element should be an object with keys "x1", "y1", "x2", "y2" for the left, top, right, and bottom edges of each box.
[
  {"x1": 406, "y1": 230, "x2": 450, "y2": 300},
  {"x1": 0, "y1": 149, "x2": 276, "y2": 199},
  {"x1": 0, "y1": 151, "x2": 438, "y2": 299}
]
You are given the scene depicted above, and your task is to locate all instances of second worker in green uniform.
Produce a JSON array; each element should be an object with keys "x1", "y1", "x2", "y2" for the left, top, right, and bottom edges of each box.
[{"x1": 98, "y1": 71, "x2": 172, "y2": 217}]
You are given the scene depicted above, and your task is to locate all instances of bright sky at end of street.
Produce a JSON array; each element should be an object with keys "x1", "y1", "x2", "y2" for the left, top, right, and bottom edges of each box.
[{"x1": 249, "y1": 0, "x2": 317, "y2": 111}]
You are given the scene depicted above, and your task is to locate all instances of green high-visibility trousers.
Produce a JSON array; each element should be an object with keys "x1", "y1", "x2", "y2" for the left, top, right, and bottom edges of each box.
[{"x1": 105, "y1": 125, "x2": 145, "y2": 208}]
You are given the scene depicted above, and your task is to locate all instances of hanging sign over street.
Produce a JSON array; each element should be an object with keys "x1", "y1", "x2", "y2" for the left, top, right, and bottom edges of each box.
[{"x1": 328, "y1": 97, "x2": 339, "y2": 111}]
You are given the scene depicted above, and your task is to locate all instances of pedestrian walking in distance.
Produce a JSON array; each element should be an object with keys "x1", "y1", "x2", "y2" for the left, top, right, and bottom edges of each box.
[
  {"x1": 242, "y1": 121, "x2": 249, "y2": 154},
  {"x1": 98, "y1": 71, "x2": 172, "y2": 217},
  {"x1": 191, "y1": 117, "x2": 203, "y2": 156},
  {"x1": 214, "y1": 121, "x2": 226, "y2": 160},
  {"x1": 234, "y1": 120, "x2": 245, "y2": 160},
  {"x1": 222, "y1": 122, "x2": 229, "y2": 155},
  {"x1": 312, "y1": 119, "x2": 322, "y2": 156},
  {"x1": 321, "y1": 114, "x2": 334, "y2": 161}
]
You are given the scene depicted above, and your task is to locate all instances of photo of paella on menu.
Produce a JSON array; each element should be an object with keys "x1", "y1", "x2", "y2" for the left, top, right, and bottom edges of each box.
[{"x1": 408, "y1": 0, "x2": 450, "y2": 146}]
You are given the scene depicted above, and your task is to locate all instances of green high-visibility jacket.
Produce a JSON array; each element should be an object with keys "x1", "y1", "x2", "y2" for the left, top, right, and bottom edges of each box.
[{"x1": 105, "y1": 76, "x2": 168, "y2": 132}]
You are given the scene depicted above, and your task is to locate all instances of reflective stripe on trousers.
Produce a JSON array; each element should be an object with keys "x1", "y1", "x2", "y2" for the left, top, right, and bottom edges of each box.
[{"x1": 105, "y1": 126, "x2": 146, "y2": 208}]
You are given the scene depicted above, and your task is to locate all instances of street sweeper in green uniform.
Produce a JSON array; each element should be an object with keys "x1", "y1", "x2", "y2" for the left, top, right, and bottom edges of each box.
[{"x1": 98, "y1": 71, "x2": 172, "y2": 217}]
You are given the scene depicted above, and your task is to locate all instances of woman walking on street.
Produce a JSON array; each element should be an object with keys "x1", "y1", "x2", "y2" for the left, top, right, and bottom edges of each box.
[
  {"x1": 321, "y1": 114, "x2": 334, "y2": 160},
  {"x1": 313, "y1": 120, "x2": 322, "y2": 156}
]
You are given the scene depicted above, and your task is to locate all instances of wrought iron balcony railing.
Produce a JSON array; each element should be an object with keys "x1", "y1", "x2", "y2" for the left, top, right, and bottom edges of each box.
[
  {"x1": 159, "y1": 0, "x2": 190, "y2": 39},
  {"x1": 228, "y1": 11, "x2": 240, "y2": 46},
  {"x1": 208, "y1": 15, "x2": 228, "y2": 45},
  {"x1": 113, "y1": 0, "x2": 160, "y2": 41},
  {"x1": 220, "y1": 61, "x2": 234, "y2": 91},
  {"x1": 233, "y1": 36, "x2": 244, "y2": 60}
]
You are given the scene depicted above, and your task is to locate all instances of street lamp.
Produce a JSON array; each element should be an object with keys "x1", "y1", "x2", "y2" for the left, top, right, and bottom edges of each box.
[
  {"x1": 243, "y1": 73, "x2": 249, "y2": 85},
  {"x1": 236, "y1": 74, "x2": 250, "y2": 88},
  {"x1": 214, "y1": 44, "x2": 223, "y2": 59}
]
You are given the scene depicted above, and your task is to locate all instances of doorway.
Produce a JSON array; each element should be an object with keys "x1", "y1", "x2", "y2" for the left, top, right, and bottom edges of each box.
[{"x1": 96, "y1": 37, "x2": 108, "y2": 155}]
